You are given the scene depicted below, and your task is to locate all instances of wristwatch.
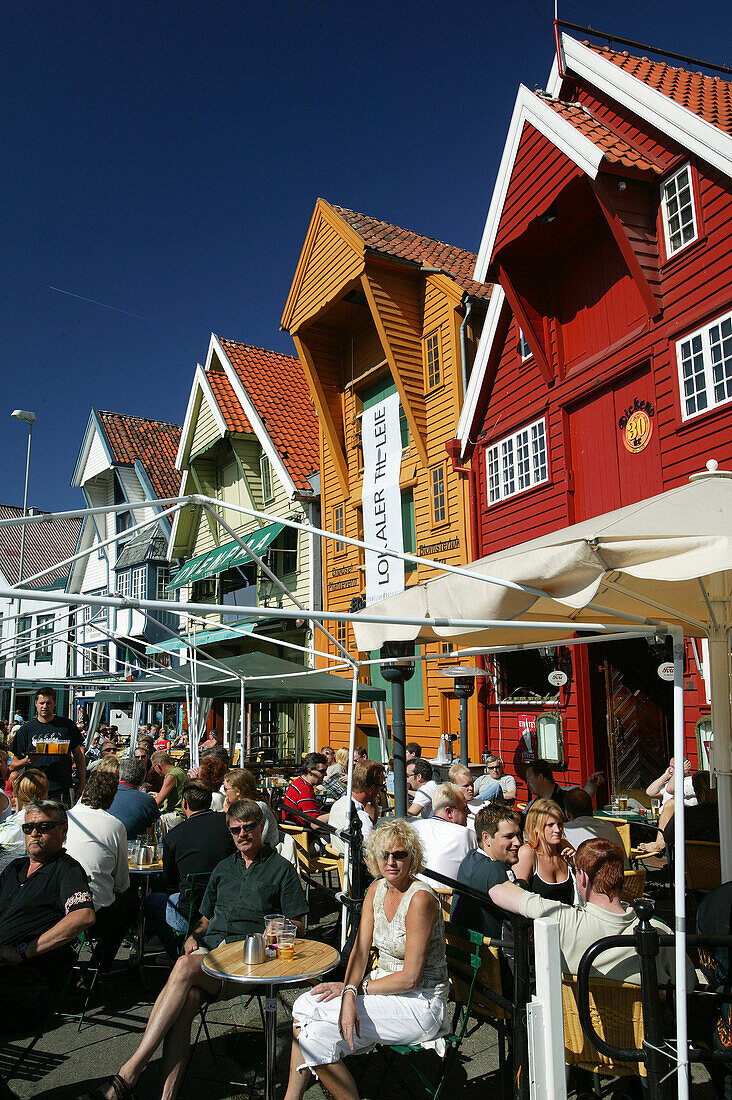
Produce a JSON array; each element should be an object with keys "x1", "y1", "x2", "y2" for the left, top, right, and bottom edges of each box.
[{"x1": 15, "y1": 941, "x2": 28, "y2": 961}]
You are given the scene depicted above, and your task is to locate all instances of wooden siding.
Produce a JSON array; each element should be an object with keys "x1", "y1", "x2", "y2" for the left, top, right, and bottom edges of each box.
[
  {"x1": 493, "y1": 122, "x2": 583, "y2": 261},
  {"x1": 296, "y1": 326, "x2": 349, "y2": 498},
  {"x1": 285, "y1": 208, "x2": 365, "y2": 335},
  {"x1": 190, "y1": 393, "x2": 221, "y2": 458},
  {"x1": 363, "y1": 267, "x2": 428, "y2": 465},
  {"x1": 82, "y1": 430, "x2": 112, "y2": 484}
]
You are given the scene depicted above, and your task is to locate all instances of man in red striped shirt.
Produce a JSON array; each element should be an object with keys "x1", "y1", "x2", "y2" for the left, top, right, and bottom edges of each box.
[{"x1": 283, "y1": 753, "x2": 331, "y2": 826}]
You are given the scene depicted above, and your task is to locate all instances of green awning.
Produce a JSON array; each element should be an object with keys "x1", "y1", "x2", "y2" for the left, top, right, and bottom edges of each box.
[
  {"x1": 167, "y1": 522, "x2": 285, "y2": 591},
  {"x1": 148, "y1": 621, "x2": 258, "y2": 653}
]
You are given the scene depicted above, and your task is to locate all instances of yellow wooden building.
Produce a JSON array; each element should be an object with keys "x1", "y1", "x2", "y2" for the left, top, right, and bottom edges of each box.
[{"x1": 282, "y1": 200, "x2": 492, "y2": 761}]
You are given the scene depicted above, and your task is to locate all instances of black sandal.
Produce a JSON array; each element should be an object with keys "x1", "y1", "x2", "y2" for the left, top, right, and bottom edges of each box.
[{"x1": 83, "y1": 1076, "x2": 135, "y2": 1100}]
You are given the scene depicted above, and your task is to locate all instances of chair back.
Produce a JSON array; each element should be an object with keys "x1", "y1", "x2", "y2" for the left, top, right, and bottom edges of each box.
[
  {"x1": 180, "y1": 871, "x2": 213, "y2": 936},
  {"x1": 562, "y1": 974, "x2": 645, "y2": 1077},
  {"x1": 431, "y1": 885, "x2": 453, "y2": 919},
  {"x1": 620, "y1": 868, "x2": 646, "y2": 902},
  {"x1": 445, "y1": 920, "x2": 509, "y2": 1022},
  {"x1": 685, "y1": 840, "x2": 721, "y2": 893}
]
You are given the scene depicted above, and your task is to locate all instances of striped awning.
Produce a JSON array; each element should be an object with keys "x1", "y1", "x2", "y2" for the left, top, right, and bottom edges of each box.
[{"x1": 167, "y1": 522, "x2": 284, "y2": 591}]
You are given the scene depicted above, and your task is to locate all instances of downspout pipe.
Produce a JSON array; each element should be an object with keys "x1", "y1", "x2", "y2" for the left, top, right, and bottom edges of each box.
[
  {"x1": 445, "y1": 437, "x2": 488, "y2": 759},
  {"x1": 459, "y1": 298, "x2": 473, "y2": 405}
]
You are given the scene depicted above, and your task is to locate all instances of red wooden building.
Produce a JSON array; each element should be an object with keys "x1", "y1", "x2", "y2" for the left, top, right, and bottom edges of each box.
[{"x1": 454, "y1": 32, "x2": 732, "y2": 798}]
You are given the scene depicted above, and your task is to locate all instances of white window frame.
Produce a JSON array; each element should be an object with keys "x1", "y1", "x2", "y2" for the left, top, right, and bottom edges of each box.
[
  {"x1": 676, "y1": 309, "x2": 732, "y2": 421},
  {"x1": 485, "y1": 417, "x2": 548, "y2": 505},
  {"x1": 518, "y1": 328, "x2": 532, "y2": 361},
  {"x1": 156, "y1": 566, "x2": 171, "y2": 602},
  {"x1": 35, "y1": 613, "x2": 54, "y2": 663},
  {"x1": 131, "y1": 565, "x2": 146, "y2": 602},
  {"x1": 117, "y1": 571, "x2": 130, "y2": 599},
  {"x1": 661, "y1": 163, "x2": 698, "y2": 258},
  {"x1": 260, "y1": 454, "x2": 273, "y2": 503}
]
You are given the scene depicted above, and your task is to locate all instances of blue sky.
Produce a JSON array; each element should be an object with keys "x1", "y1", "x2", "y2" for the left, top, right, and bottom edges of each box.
[{"x1": 4, "y1": 0, "x2": 729, "y2": 512}]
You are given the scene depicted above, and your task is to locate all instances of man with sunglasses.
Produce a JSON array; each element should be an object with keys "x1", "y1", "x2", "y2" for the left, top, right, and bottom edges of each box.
[
  {"x1": 0, "y1": 799, "x2": 94, "y2": 1034},
  {"x1": 91, "y1": 799, "x2": 306, "y2": 1100}
]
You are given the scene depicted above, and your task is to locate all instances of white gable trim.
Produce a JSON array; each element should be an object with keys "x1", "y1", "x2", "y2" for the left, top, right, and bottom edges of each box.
[
  {"x1": 71, "y1": 410, "x2": 115, "y2": 487},
  {"x1": 176, "y1": 362, "x2": 228, "y2": 468},
  {"x1": 547, "y1": 53, "x2": 562, "y2": 98},
  {"x1": 167, "y1": 469, "x2": 191, "y2": 558},
  {"x1": 562, "y1": 35, "x2": 732, "y2": 178},
  {"x1": 212, "y1": 334, "x2": 298, "y2": 501},
  {"x1": 456, "y1": 286, "x2": 506, "y2": 456},
  {"x1": 474, "y1": 84, "x2": 604, "y2": 282}
]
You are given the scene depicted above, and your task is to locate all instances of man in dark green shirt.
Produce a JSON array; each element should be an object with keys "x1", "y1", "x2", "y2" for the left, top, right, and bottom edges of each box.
[{"x1": 91, "y1": 799, "x2": 307, "y2": 1100}]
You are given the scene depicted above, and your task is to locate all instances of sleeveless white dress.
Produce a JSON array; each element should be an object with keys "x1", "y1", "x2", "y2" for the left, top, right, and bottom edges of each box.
[{"x1": 293, "y1": 878, "x2": 449, "y2": 1071}]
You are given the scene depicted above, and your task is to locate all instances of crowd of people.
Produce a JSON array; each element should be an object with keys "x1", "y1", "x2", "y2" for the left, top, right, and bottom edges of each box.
[{"x1": 0, "y1": 692, "x2": 728, "y2": 1099}]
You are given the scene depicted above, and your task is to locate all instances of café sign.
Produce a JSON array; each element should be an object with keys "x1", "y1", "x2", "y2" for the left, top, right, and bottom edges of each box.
[
  {"x1": 361, "y1": 392, "x2": 405, "y2": 605},
  {"x1": 618, "y1": 397, "x2": 655, "y2": 454}
]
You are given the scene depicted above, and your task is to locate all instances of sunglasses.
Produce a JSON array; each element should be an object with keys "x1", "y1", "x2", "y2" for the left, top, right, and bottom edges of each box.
[
  {"x1": 380, "y1": 849, "x2": 409, "y2": 862},
  {"x1": 22, "y1": 821, "x2": 61, "y2": 835},
  {"x1": 229, "y1": 822, "x2": 260, "y2": 836}
]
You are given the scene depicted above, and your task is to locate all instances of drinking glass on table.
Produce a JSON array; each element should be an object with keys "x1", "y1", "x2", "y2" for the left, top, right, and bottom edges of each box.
[
  {"x1": 264, "y1": 913, "x2": 284, "y2": 959},
  {"x1": 276, "y1": 920, "x2": 297, "y2": 960}
]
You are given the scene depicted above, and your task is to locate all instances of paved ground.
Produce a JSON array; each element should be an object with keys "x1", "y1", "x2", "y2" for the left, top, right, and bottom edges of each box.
[{"x1": 0, "y1": 882, "x2": 721, "y2": 1099}]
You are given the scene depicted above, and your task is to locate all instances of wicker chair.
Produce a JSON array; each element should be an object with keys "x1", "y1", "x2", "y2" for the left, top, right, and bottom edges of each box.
[
  {"x1": 562, "y1": 974, "x2": 645, "y2": 1080},
  {"x1": 685, "y1": 840, "x2": 721, "y2": 893},
  {"x1": 431, "y1": 885, "x2": 453, "y2": 919},
  {"x1": 619, "y1": 868, "x2": 646, "y2": 902}
]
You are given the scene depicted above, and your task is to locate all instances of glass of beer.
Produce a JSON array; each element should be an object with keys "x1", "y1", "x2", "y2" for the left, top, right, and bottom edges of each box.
[
  {"x1": 275, "y1": 920, "x2": 297, "y2": 960},
  {"x1": 618, "y1": 796, "x2": 628, "y2": 811}
]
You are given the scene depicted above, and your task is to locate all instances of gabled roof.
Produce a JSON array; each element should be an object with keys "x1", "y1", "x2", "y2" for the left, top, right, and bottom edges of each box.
[
  {"x1": 333, "y1": 205, "x2": 493, "y2": 301},
  {"x1": 206, "y1": 371, "x2": 253, "y2": 434},
  {"x1": 0, "y1": 505, "x2": 82, "y2": 587},
  {"x1": 542, "y1": 98, "x2": 662, "y2": 173},
  {"x1": 589, "y1": 43, "x2": 732, "y2": 136},
  {"x1": 98, "y1": 411, "x2": 182, "y2": 501},
  {"x1": 216, "y1": 338, "x2": 319, "y2": 493}
]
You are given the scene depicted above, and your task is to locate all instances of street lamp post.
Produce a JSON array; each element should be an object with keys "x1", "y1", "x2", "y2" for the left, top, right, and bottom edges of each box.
[{"x1": 8, "y1": 410, "x2": 36, "y2": 725}]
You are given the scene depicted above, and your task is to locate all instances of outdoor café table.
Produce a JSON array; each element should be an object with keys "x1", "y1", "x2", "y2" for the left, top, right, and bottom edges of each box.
[
  {"x1": 201, "y1": 937, "x2": 340, "y2": 1100},
  {"x1": 128, "y1": 857, "x2": 163, "y2": 980}
]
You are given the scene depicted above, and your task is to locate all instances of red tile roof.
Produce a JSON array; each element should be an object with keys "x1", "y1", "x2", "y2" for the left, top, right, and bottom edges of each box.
[
  {"x1": 98, "y1": 411, "x2": 182, "y2": 501},
  {"x1": 206, "y1": 369, "x2": 253, "y2": 434},
  {"x1": 0, "y1": 504, "x2": 82, "y2": 587},
  {"x1": 542, "y1": 97, "x2": 662, "y2": 172},
  {"x1": 216, "y1": 340, "x2": 319, "y2": 492},
  {"x1": 587, "y1": 43, "x2": 732, "y2": 137},
  {"x1": 332, "y1": 205, "x2": 493, "y2": 301}
]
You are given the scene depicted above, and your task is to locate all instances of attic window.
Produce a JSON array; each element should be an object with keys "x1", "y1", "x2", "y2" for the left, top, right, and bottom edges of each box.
[
  {"x1": 518, "y1": 329, "x2": 532, "y2": 361},
  {"x1": 260, "y1": 454, "x2": 273, "y2": 503},
  {"x1": 424, "y1": 330, "x2": 442, "y2": 389},
  {"x1": 661, "y1": 164, "x2": 697, "y2": 257}
]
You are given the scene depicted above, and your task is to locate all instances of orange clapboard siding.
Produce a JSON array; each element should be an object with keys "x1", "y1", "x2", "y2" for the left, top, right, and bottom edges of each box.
[{"x1": 283, "y1": 199, "x2": 493, "y2": 760}]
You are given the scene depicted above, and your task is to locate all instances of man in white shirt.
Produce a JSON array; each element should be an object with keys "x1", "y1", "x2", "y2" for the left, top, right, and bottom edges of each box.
[
  {"x1": 562, "y1": 788, "x2": 629, "y2": 867},
  {"x1": 410, "y1": 783, "x2": 476, "y2": 888},
  {"x1": 328, "y1": 761, "x2": 385, "y2": 856},
  {"x1": 66, "y1": 771, "x2": 138, "y2": 970},
  {"x1": 475, "y1": 756, "x2": 517, "y2": 804},
  {"x1": 406, "y1": 759, "x2": 437, "y2": 818}
]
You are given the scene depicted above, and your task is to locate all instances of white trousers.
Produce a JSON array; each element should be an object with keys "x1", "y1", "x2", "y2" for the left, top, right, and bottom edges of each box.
[{"x1": 292, "y1": 988, "x2": 447, "y2": 1070}]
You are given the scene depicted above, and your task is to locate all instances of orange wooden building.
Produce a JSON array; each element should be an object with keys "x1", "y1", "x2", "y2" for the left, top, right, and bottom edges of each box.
[{"x1": 282, "y1": 200, "x2": 492, "y2": 760}]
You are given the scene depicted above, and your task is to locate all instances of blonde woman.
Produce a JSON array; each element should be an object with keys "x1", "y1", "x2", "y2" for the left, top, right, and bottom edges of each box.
[
  {"x1": 0, "y1": 768, "x2": 49, "y2": 872},
  {"x1": 285, "y1": 819, "x2": 448, "y2": 1100},
  {"x1": 514, "y1": 798, "x2": 576, "y2": 904}
]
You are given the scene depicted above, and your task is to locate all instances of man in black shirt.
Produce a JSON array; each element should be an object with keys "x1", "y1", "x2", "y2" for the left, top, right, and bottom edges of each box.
[
  {"x1": 0, "y1": 799, "x2": 94, "y2": 1033},
  {"x1": 144, "y1": 780, "x2": 235, "y2": 957},
  {"x1": 9, "y1": 686, "x2": 86, "y2": 803},
  {"x1": 525, "y1": 758, "x2": 604, "y2": 816},
  {"x1": 451, "y1": 804, "x2": 523, "y2": 939},
  {"x1": 90, "y1": 799, "x2": 306, "y2": 1100}
]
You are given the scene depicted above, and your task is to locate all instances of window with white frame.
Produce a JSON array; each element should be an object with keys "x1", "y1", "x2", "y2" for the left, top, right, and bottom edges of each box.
[
  {"x1": 84, "y1": 644, "x2": 108, "y2": 675},
  {"x1": 333, "y1": 505, "x2": 345, "y2": 553},
  {"x1": 677, "y1": 310, "x2": 732, "y2": 420},
  {"x1": 156, "y1": 566, "x2": 171, "y2": 601},
  {"x1": 518, "y1": 329, "x2": 532, "y2": 360},
  {"x1": 260, "y1": 454, "x2": 273, "y2": 503},
  {"x1": 117, "y1": 571, "x2": 130, "y2": 599},
  {"x1": 661, "y1": 164, "x2": 697, "y2": 257},
  {"x1": 17, "y1": 615, "x2": 32, "y2": 662},
  {"x1": 35, "y1": 614, "x2": 54, "y2": 662},
  {"x1": 131, "y1": 565, "x2": 146, "y2": 602},
  {"x1": 486, "y1": 418, "x2": 548, "y2": 504}
]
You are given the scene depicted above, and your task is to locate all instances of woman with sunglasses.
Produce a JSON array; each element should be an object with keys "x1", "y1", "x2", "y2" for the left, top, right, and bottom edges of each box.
[{"x1": 285, "y1": 819, "x2": 449, "y2": 1100}]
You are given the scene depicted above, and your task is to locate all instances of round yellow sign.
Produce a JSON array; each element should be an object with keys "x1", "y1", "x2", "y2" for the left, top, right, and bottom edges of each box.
[{"x1": 622, "y1": 409, "x2": 654, "y2": 453}]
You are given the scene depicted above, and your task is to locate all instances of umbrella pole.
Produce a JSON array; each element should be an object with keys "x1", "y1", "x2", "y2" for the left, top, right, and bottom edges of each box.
[
  {"x1": 707, "y1": 623, "x2": 732, "y2": 882},
  {"x1": 239, "y1": 681, "x2": 245, "y2": 766},
  {"x1": 671, "y1": 627, "x2": 689, "y2": 1100},
  {"x1": 341, "y1": 666, "x2": 360, "y2": 948}
]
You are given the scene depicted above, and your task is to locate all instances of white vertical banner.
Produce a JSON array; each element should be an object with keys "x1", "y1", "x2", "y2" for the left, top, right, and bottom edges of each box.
[{"x1": 361, "y1": 392, "x2": 405, "y2": 605}]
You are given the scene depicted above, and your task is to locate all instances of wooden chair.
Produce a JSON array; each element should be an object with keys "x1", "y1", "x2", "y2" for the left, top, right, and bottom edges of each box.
[
  {"x1": 594, "y1": 817, "x2": 632, "y2": 859},
  {"x1": 619, "y1": 868, "x2": 646, "y2": 903},
  {"x1": 685, "y1": 840, "x2": 721, "y2": 893},
  {"x1": 431, "y1": 885, "x2": 453, "y2": 920},
  {"x1": 285, "y1": 826, "x2": 342, "y2": 890},
  {"x1": 562, "y1": 974, "x2": 645, "y2": 1082},
  {"x1": 231, "y1": 748, "x2": 241, "y2": 766},
  {"x1": 325, "y1": 844, "x2": 345, "y2": 891}
]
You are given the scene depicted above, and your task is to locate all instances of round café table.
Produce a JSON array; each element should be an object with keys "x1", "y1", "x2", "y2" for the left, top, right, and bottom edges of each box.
[{"x1": 201, "y1": 937, "x2": 340, "y2": 1100}]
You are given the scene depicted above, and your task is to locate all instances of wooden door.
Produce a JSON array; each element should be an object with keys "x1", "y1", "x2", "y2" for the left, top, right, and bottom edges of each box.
[
  {"x1": 602, "y1": 640, "x2": 671, "y2": 793},
  {"x1": 440, "y1": 692, "x2": 460, "y2": 740},
  {"x1": 568, "y1": 364, "x2": 663, "y2": 522}
]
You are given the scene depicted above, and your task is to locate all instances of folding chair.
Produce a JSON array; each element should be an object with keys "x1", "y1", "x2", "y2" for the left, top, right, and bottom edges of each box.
[{"x1": 375, "y1": 922, "x2": 488, "y2": 1100}]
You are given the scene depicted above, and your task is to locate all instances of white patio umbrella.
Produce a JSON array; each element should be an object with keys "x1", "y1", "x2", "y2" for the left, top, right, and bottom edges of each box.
[{"x1": 354, "y1": 462, "x2": 732, "y2": 1100}]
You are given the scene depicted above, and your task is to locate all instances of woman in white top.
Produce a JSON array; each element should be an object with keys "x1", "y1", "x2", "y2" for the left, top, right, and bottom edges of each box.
[
  {"x1": 0, "y1": 768, "x2": 49, "y2": 872},
  {"x1": 285, "y1": 819, "x2": 448, "y2": 1100}
]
